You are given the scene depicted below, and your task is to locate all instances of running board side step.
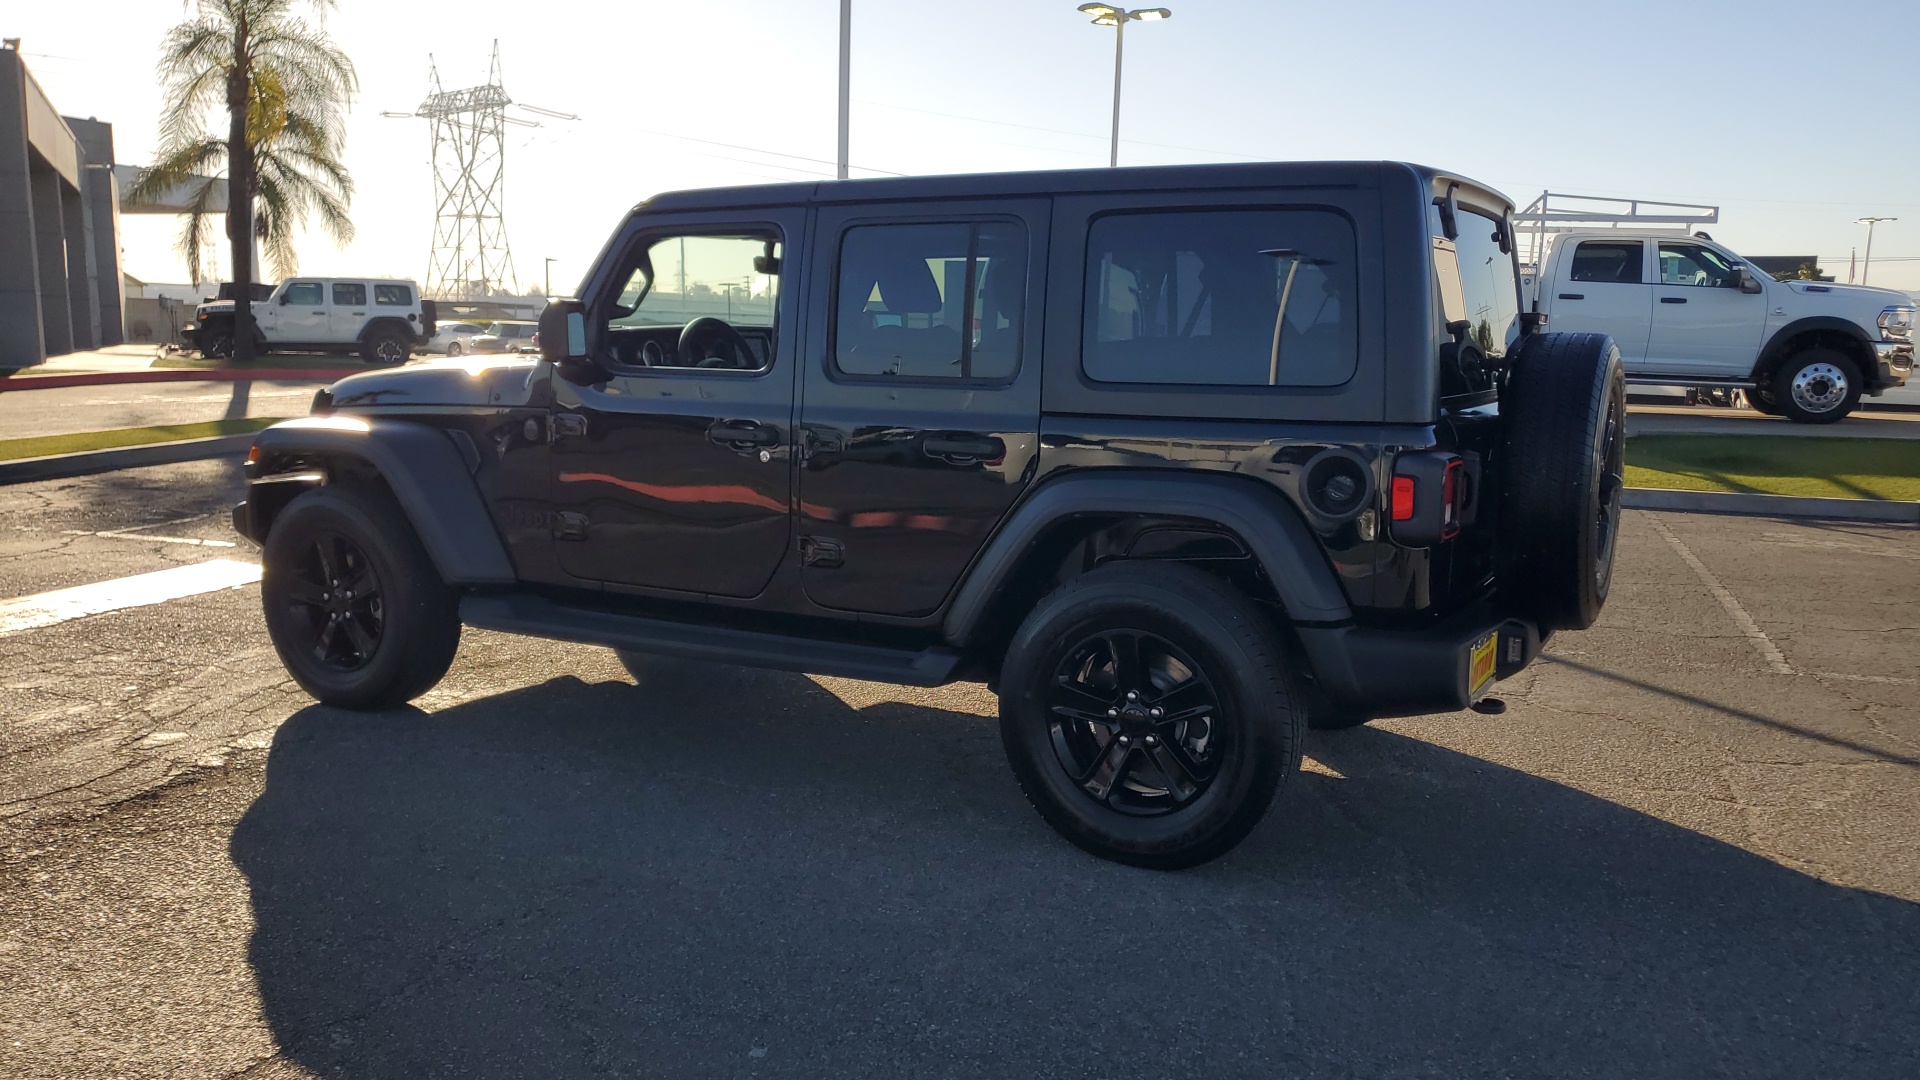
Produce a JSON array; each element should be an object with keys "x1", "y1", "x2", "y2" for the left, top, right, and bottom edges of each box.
[
  {"x1": 1625, "y1": 374, "x2": 1757, "y2": 389},
  {"x1": 460, "y1": 592, "x2": 964, "y2": 687}
]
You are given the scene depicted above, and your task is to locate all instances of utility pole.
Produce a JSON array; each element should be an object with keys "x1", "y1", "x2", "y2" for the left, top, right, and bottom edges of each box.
[
  {"x1": 1857, "y1": 217, "x2": 1897, "y2": 285},
  {"x1": 544, "y1": 257, "x2": 555, "y2": 297},
  {"x1": 837, "y1": 0, "x2": 851, "y2": 180}
]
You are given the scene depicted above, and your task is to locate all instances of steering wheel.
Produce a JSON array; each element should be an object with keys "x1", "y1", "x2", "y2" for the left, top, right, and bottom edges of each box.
[{"x1": 677, "y1": 317, "x2": 758, "y2": 370}]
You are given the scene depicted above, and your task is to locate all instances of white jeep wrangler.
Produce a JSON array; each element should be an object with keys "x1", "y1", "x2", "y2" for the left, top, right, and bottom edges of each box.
[
  {"x1": 188, "y1": 278, "x2": 436, "y2": 366},
  {"x1": 1528, "y1": 232, "x2": 1913, "y2": 422}
]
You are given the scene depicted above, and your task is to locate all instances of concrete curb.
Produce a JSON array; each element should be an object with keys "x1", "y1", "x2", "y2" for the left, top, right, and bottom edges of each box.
[
  {"x1": 0, "y1": 434, "x2": 255, "y2": 486},
  {"x1": 1624, "y1": 487, "x2": 1920, "y2": 525},
  {"x1": 0, "y1": 368, "x2": 363, "y2": 392}
]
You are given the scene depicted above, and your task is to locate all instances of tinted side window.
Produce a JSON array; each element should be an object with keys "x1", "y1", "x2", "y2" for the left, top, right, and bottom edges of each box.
[
  {"x1": 374, "y1": 284, "x2": 412, "y2": 305},
  {"x1": 833, "y1": 222, "x2": 1026, "y2": 381},
  {"x1": 1082, "y1": 209, "x2": 1357, "y2": 387},
  {"x1": 1452, "y1": 209, "x2": 1520, "y2": 363},
  {"x1": 331, "y1": 282, "x2": 366, "y2": 306},
  {"x1": 1570, "y1": 241, "x2": 1644, "y2": 284},
  {"x1": 283, "y1": 282, "x2": 323, "y2": 306}
]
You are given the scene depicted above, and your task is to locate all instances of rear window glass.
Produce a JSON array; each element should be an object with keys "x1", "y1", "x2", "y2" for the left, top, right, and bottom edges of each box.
[
  {"x1": 1451, "y1": 208, "x2": 1520, "y2": 363},
  {"x1": 374, "y1": 284, "x2": 413, "y2": 305},
  {"x1": 1082, "y1": 209, "x2": 1357, "y2": 387},
  {"x1": 1570, "y1": 241, "x2": 1643, "y2": 284}
]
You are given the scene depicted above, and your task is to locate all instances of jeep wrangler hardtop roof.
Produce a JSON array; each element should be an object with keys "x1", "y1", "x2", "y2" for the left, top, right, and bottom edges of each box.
[{"x1": 636, "y1": 161, "x2": 1511, "y2": 215}]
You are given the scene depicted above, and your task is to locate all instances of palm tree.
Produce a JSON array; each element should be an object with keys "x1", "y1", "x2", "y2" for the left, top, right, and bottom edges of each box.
[{"x1": 128, "y1": 1, "x2": 357, "y2": 361}]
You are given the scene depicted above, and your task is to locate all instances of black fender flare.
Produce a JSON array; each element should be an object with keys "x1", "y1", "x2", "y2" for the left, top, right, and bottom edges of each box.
[
  {"x1": 357, "y1": 316, "x2": 418, "y2": 345},
  {"x1": 941, "y1": 470, "x2": 1353, "y2": 647},
  {"x1": 1753, "y1": 317, "x2": 1878, "y2": 381},
  {"x1": 245, "y1": 417, "x2": 516, "y2": 585}
]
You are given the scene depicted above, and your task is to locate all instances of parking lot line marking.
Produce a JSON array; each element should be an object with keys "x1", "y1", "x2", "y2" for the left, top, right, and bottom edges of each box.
[
  {"x1": 59, "y1": 529, "x2": 237, "y2": 548},
  {"x1": 0, "y1": 559, "x2": 261, "y2": 636},
  {"x1": 1649, "y1": 516, "x2": 1794, "y2": 675}
]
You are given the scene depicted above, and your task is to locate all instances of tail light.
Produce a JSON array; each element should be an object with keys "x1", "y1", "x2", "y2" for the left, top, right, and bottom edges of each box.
[{"x1": 1389, "y1": 452, "x2": 1468, "y2": 546}]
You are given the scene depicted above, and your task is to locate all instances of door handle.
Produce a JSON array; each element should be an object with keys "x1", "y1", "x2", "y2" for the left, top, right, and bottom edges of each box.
[
  {"x1": 1660, "y1": 297, "x2": 1688, "y2": 304},
  {"x1": 1558, "y1": 293, "x2": 1584, "y2": 300},
  {"x1": 709, "y1": 420, "x2": 780, "y2": 447},
  {"x1": 923, "y1": 434, "x2": 1004, "y2": 461}
]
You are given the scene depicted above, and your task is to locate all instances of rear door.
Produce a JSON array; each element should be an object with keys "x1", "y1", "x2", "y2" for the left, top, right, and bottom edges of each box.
[
  {"x1": 328, "y1": 281, "x2": 368, "y2": 341},
  {"x1": 796, "y1": 199, "x2": 1048, "y2": 617},
  {"x1": 1547, "y1": 239, "x2": 1651, "y2": 365},
  {"x1": 1646, "y1": 241, "x2": 1766, "y2": 376}
]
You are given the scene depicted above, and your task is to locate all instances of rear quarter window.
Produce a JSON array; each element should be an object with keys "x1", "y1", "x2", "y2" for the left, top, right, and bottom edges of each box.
[
  {"x1": 374, "y1": 284, "x2": 413, "y2": 305},
  {"x1": 1082, "y1": 208, "x2": 1358, "y2": 387}
]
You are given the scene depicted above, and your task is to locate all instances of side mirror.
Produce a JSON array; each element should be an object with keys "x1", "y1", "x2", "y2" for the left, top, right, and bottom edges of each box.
[
  {"x1": 538, "y1": 298, "x2": 589, "y2": 365},
  {"x1": 278, "y1": 293, "x2": 290, "y2": 306},
  {"x1": 1736, "y1": 266, "x2": 1764, "y2": 294}
]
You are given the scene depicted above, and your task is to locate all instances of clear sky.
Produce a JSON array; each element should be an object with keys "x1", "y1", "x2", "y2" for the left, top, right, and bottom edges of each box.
[{"x1": 11, "y1": 0, "x2": 1920, "y2": 293}]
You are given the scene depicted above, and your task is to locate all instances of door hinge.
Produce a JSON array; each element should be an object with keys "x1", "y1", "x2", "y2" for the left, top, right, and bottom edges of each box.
[
  {"x1": 550, "y1": 413, "x2": 587, "y2": 441},
  {"x1": 552, "y1": 511, "x2": 589, "y2": 541},
  {"x1": 798, "y1": 535, "x2": 844, "y2": 569}
]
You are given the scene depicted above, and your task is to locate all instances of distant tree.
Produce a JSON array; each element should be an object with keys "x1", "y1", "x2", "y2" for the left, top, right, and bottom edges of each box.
[
  {"x1": 1771, "y1": 261, "x2": 1825, "y2": 282},
  {"x1": 126, "y1": 1, "x2": 357, "y2": 361}
]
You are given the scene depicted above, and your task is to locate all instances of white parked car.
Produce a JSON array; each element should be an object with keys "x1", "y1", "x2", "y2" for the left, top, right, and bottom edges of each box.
[
  {"x1": 1524, "y1": 232, "x2": 1914, "y2": 422},
  {"x1": 468, "y1": 320, "x2": 539, "y2": 354},
  {"x1": 425, "y1": 321, "x2": 487, "y2": 356},
  {"x1": 186, "y1": 278, "x2": 433, "y2": 365}
]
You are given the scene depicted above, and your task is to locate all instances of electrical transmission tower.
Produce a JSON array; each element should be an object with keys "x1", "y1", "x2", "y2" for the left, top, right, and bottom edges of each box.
[{"x1": 385, "y1": 42, "x2": 574, "y2": 301}]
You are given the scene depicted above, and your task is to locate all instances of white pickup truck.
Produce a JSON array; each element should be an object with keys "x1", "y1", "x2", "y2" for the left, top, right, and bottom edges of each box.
[{"x1": 1528, "y1": 232, "x2": 1913, "y2": 422}]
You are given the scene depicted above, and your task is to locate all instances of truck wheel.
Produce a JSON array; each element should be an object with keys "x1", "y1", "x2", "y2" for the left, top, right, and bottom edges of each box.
[
  {"x1": 998, "y1": 561, "x2": 1303, "y2": 869},
  {"x1": 1498, "y1": 332, "x2": 1626, "y2": 632},
  {"x1": 1772, "y1": 349, "x2": 1860, "y2": 424},
  {"x1": 261, "y1": 483, "x2": 461, "y2": 709},
  {"x1": 202, "y1": 328, "x2": 235, "y2": 361},
  {"x1": 361, "y1": 328, "x2": 411, "y2": 366},
  {"x1": 1747, "y1": 389, "x2": 1784, "y2": 417}
]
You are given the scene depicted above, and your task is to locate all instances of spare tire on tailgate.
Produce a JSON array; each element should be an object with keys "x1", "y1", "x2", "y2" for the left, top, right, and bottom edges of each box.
[{"x1": 1497, "y1": 332, "x2": 1626, "y2": 632}]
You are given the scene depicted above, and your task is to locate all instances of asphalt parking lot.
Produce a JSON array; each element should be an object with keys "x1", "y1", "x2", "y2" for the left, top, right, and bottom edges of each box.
[{"x1": 2, "y1": 462, "x2": 1917, "y2": 1078}]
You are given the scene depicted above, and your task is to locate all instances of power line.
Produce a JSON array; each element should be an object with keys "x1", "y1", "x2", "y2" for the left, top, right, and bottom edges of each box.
[{"x1": 625, "y1": 127, "x2": 905, "y2": 177}]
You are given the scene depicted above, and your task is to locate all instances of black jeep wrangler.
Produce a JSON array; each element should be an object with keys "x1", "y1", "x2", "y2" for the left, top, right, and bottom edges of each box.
[{"x1": 234, "y1": 162, "x2": 1624, "y2": 868}]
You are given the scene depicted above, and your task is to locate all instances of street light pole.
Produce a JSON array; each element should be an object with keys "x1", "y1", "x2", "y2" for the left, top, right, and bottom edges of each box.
[
  {"x1": 543, "y1": 257, "x2": 555, "y2": 297},
  {"x1": 837, "y1": 0, "x2": 851, "y2": 181},
  {"x1": 1856, "y1": 217, "x2": 1896, "y2": 285},
  {"x1": 1077, "y1": 5, "x2": 1171, "y2": 168}
]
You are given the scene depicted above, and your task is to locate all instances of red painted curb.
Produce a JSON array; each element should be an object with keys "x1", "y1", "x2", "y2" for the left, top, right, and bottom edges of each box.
[{"x1": 0, "y1": 368, "x2": 365, "y2": 392}]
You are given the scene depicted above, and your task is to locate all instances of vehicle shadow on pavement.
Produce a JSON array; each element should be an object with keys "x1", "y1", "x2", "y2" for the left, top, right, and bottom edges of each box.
[{"x1": 232, "y1": 669, "x2": 1920, "y2": 1079}]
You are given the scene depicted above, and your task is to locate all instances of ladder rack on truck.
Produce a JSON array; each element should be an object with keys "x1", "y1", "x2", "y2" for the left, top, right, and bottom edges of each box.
[{"x1": 1514, "y1": 191, "x2": 1720, "y2": 280}]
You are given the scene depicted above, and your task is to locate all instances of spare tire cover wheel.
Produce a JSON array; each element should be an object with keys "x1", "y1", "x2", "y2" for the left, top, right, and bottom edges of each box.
[{"x1": 1497, "y1": 332, "x2": 1626, "y2": 632}]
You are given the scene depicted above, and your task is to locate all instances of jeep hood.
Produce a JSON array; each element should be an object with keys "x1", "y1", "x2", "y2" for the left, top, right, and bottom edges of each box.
[{"x1": 325, "y1": 357, "x2": 541, "y2": 410}]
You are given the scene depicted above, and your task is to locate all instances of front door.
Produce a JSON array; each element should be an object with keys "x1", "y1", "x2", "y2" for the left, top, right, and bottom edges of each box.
[
  {"x1": 1646, "y1": 241, "x2": 1766, "y2": 376},
  {"x1": 796, "y1": 200, "x2": 1047, "y2": 617},
  {"x1": 264, "y1": 281, "x2": 329, "y2": 344},
  {"x1": 1549, "y1": 239, "x2": 1651, "y2": 366},
  {"x1": 549, "y1": 214, "x2": 802, "y2": 598}
]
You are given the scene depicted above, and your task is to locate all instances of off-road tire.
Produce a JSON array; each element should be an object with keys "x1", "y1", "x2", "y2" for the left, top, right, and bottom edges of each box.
[
  {"x1": 202, "y1": 326, "x2": 236, "y2": 361},
  {"x1": 262, "y1": 483, "x2": 460, "y2": 709},
  {"x1": 1498, "y1": 331, "x2": 1626, "y2": 632},
  {"x1": 1772, "y1": 348, "x2": 1861, "y2": 425},
  {"x1": 998, "y1": 561, "x2": 1304, "y2": 869},
  {"x1": 361, "y1": 327, "x2": 412, "y2": 366}
]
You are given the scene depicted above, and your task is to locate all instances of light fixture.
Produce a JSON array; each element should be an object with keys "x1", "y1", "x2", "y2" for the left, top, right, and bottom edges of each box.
[{"x1": 1076, "y1": 5, "x2": 1173, "y2": 167}]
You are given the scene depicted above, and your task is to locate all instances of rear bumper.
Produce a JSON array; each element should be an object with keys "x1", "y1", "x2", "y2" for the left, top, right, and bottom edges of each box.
[{"x1": 1296, "y1": 604, "x2": 1542, "y2": 720}]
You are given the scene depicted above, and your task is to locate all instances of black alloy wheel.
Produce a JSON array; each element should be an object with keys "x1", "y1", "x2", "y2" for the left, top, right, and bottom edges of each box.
[
  {"x1": 999, "y1": 561, "x2": 1302, "y2": 869},
  {"x1": 1046, "y1": 629, "x2": 1224, "y2": 816},
  {"x1": 262, "y1": 483, "x2": 461, "y2": 708},
  {"x1": 282, "y1": 531, "x2": 385, "y2": 673},
  {"x1": 203, "y1": 329, "x2": 235, "y2": 360}
]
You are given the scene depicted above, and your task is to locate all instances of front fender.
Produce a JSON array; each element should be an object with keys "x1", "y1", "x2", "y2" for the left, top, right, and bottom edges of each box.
[{"x1": 240, "y1": 416, "x2": 517, "y2": 585}]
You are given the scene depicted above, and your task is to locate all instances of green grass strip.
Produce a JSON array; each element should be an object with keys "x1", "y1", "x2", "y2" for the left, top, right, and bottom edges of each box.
[
  {"x1": 0, "y1": 417, "x2": 283, "y2": 462},
  {"x1": 1627, "y1": 435, "x2": 1920, "y2": 501}
]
